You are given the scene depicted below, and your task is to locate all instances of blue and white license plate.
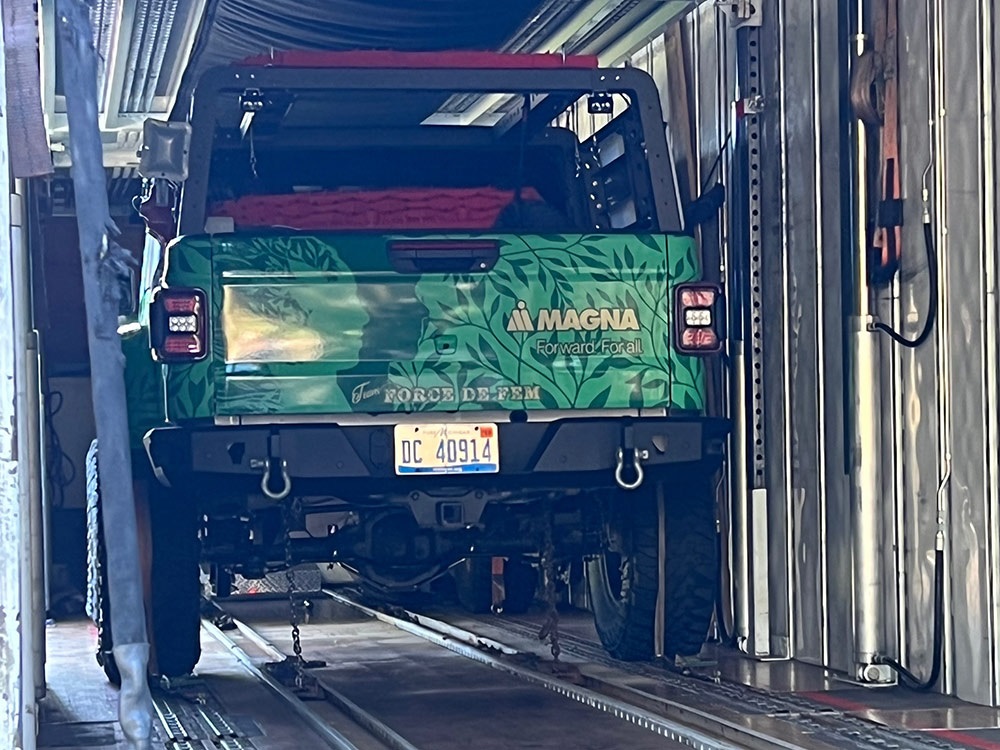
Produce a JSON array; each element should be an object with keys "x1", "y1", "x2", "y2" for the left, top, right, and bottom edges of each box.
[{"x1": 394, "y1": 423, "x2": 499, "y2": 475}]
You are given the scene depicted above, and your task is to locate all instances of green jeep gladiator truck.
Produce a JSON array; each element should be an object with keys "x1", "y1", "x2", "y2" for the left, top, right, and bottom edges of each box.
[{"x1": 86, "y1": 50, "x2": 728, "y2": 679}]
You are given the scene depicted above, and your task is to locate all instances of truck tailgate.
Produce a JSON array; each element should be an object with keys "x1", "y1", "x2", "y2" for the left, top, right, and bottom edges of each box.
[{"x1": 211, "y1": 233, "x2": 689, "y2": 416}]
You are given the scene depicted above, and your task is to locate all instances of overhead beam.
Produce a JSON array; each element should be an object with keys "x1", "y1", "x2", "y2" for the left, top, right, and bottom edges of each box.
[
  {"x1": 433, "y1": 1, "x2": 697, "y2": 126},
  {"x1": 595, "y1": 2, "x2": 695, "y2": 67},
  {"x1": 435, "y1": 0, "x2": 620, "y2": 126}
]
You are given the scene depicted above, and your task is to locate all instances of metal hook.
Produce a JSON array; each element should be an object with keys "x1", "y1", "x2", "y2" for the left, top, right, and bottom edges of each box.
[
  {"x1": 614, "y1": 447, "x2": 646, "y2": 491},
  {"x1": 261, "y1": 458, "x2": 292, "y2": 501}
]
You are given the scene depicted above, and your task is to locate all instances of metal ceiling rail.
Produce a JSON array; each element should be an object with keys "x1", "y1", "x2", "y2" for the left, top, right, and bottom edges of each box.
[
  {"x1": 425, "y1": 0, "x2": 698, "y2": 126},
  {"x1": 38, "y1": 0, "x2": 701, "y2": 163}
]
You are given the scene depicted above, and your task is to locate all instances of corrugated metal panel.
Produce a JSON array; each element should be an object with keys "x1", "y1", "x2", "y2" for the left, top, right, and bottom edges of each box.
[
  {"x1": 90, "y1": 0, "x2": 119, "y2": 104},
  {"x1": 679, "y1": 0, "x2": 1000, "y2": 706}
]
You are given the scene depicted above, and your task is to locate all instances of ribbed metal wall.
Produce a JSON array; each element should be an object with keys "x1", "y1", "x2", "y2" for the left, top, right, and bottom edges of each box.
[
  {"x1": 661, "y1": 0, "x2": 1000, "y2": 706},
  {"x1": 892, "y1": 0, "x2": 1000, "y2": 705}
]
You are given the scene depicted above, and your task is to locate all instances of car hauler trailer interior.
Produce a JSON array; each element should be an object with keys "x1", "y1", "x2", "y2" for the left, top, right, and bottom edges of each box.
[{"x1": 2, "y1": 0, "x2": 1000, "y2": 748}]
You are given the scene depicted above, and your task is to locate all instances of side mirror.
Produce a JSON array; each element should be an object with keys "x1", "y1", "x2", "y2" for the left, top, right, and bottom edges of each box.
[
  {"x1": 118, "y1": 267, "x2": 137, "y2": 317},
  {"x1": 138, "y1": 119, "x2": 192, "y2": 182}
]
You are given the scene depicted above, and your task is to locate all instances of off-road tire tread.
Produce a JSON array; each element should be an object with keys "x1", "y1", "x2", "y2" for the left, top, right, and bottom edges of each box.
[
  {"x1": 86, "y1": 439, "x2": 201, "y2": 680},
  {"x1": 86, "y1": 440, "x2": 121, "y2": 685},
  {"x1": 587, "y1": 489, "x2": 659, "y2": 660},
  {"x1": 663, "y1": 475, "x2": 718, "y2": 659},
  {"x1": 588, "y1": 474, "x2": 718, "y2": 661},
  {"x1": 149, "y1": 484, "x2": 202, "y2": 677}
]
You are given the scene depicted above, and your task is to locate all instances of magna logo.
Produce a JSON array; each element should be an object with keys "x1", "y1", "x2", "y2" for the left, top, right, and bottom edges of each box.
[{"x1": 506, "y1": 301, "x2": 640, "y2": 333}]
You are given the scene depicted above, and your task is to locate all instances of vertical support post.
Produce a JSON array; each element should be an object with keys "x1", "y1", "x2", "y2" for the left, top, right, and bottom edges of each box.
[
  {"x1": 730, "y1": 17, "x2": 773, "y2": 658},
  {"x1": 0, "y1": 7, "x2": 36, "y2": 747},
  {"x1": 11, "y1": 184, "x2": 46, "y2": 700},
  {"x1": 730, "y1": 340, "x2": 752, "y2": 650},
  {"x1": 13, "y1": 182, "x2": 38, "y2": 738},
  {"x1": 27, "y1": 326, "x2": 45, "y2": 702},
  {"x1": 848, "y1": 1, "x2": 889, "y2": 683},
  {"x1": 56, "y1": 1, "x2": 153, "y2": 745}
]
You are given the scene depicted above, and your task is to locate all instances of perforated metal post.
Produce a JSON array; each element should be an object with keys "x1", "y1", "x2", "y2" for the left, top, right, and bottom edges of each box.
[{"x1": 729, "y1": 14, "x2": 772, "y2": 657}]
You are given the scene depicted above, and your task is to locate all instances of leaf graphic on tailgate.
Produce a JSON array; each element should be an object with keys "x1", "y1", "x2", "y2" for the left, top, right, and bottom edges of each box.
[{"x1": 386, "y1": 234, "x2": 676, "y2": 411}]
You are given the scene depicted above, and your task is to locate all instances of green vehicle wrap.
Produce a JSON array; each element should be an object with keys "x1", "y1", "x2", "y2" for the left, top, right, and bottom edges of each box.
[{"x1": 130, "y1": 231, "x2": 706, "y2": 440}]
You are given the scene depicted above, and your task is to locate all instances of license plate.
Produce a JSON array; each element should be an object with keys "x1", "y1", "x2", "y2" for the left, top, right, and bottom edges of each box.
[{"x1": 394, "y1": 423, "x2": 499, "y2": 475}]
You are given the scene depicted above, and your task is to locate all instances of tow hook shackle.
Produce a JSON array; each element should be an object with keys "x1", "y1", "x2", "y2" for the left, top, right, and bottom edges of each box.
[
  {"x1": 614, "y1": 447, "x2": 648, "y2": 491},
  {"x1": 261, "y1": 457, "x2": 292, "y2": 501}
]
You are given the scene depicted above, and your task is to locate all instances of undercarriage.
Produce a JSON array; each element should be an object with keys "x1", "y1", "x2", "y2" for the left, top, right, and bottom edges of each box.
[{"x1": 200, "y1": 489, "x2": 601, "y2": 592}]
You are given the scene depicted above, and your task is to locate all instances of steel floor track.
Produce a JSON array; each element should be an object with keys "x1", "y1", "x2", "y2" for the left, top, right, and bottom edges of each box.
[
  {"x1": 297, "y1": 589, "x2": 1000, "y2": 750},
  {"x1": 448, "y1": 605, "x2": 1000, "y2": 750},
  {"x1": 221, "y1": 597, "x2": 706, "y2": 750},
  {"x1": 152, "y1": 688, "x2": 259, "y2": 750},
  {"x1": 42, "y1": 602, "x2": 1000, "y2": 750}
]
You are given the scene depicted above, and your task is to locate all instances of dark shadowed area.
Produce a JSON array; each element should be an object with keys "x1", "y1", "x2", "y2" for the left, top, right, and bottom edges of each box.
[{"x1": 171, "y1": 0, "x2": 545, "y2": 118}]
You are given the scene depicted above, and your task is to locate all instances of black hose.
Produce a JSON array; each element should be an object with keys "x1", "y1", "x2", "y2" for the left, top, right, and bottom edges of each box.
[
  {"x1": 872, "y1": 222, "x2": 937, "y2": 348},
  {"x1": 875, "y1": 547, "x2": 944, "y2": 691}
]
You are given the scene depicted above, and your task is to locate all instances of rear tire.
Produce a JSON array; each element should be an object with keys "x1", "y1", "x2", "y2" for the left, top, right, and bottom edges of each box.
[
  {"x1": 586, "y1": 485, "x2": 659, "y2": 660},
  {"x1": 587, "y1": 474, "x2": 717, "y2": 661},
  {"x1": 452, "y1": 557, "x2": 536, "y2": 615},
  {"x1": 663, "y1": 475, "x2": 718, "y2": 659},
  {"x1": 86, "y1": 439, "x2": 202, "y2": 681},
  {"x1": 86, "y1": 441, "x2": 121, "y2": 686},
  {"x1": 148, "y1": 480, "x2": 202, "y2": 677}
]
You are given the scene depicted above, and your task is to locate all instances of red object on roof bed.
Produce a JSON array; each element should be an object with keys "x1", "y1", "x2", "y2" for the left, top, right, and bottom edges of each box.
[
  {"x1": 238, "y1": 50, "x2": 599, "y2": 70},
  {"x1": 211, "y1": 187, "x2": 543, "y2": 231}
]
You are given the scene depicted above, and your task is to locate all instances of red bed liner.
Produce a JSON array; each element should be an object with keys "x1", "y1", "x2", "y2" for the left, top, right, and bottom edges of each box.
[
  {"x1": 211, "y1": 186, "x2": 543, "y2": 231},
  {"x1": 238, "y1": 50, "x2": 599, "y2": 70}
]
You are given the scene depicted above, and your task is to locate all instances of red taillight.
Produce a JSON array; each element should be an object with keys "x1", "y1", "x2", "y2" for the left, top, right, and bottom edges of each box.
[
  {"x1": 674, "y1": 283, "x2": 723, "y2": 354},
  {"x1": 681, "y1": 328, "x2": 719, "y2": 349},
  {"x1": 679, "y1": 288, "x2": 717, "y2": 309},
  {"x1": 151, "y1": 288, "x2": 208, "y2": 362},
  {"x1": 161, "y1": 334, "x2": 202, "y2": 356},
  {"x1": 162, "y1": 295, "x2": 199, "y2": 314}
]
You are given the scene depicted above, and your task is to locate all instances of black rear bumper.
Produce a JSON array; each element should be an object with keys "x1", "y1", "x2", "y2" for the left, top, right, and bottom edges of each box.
[{"x1": 145, "y1": 416, "x2": 729, "y2": 493}]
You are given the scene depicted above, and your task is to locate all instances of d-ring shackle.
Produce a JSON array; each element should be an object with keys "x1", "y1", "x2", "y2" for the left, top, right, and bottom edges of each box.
[
  {"x1": 614, "y1": 447, "x2": 646, "y2": 491},
  {"x1": 261, "y1": 457, "x2": 292, "y2": 500}
]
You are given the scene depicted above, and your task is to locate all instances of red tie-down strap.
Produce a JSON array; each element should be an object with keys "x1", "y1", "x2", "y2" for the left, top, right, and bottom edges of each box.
[{"x1": 237, "y1": 50, "x2": 599, "y2": 70}]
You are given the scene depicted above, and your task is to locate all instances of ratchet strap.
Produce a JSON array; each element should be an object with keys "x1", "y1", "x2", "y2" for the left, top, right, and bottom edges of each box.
[{"x1": 871, "y1": 0, "x2": 902, "y2": 284}]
